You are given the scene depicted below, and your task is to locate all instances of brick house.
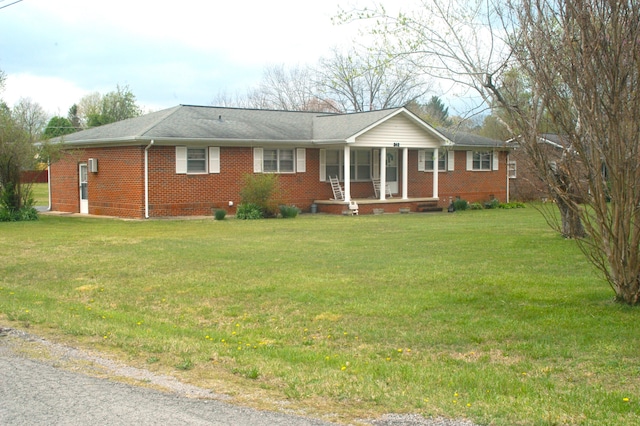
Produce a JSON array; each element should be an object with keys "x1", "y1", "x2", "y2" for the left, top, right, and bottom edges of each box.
[{"x1": 47, "y1": 105, "x2": 510, "y2": 218}]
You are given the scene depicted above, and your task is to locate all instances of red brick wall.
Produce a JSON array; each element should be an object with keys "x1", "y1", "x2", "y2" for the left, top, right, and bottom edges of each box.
[
  {"x1": 51, "y1": 145, "x2": 509, "y2": 218},
  {"x1": 50, "y1": 147, "x2": 145, "y2": 218}
]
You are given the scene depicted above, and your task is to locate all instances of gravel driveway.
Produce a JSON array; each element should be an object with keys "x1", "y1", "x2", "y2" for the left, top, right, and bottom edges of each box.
[{"x1": 0, "y1": 327, "x2": 478, "y2": 426}]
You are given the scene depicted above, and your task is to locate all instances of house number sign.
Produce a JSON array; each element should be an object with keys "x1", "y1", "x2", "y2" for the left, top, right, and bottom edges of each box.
[{"x1": 393, "y1": 142, "x2": 400, "y2": 147}]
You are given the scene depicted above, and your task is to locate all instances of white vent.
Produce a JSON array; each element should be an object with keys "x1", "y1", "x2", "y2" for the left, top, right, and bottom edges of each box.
[{"x1": 88, "y1": 158, "x2": 98, "y2": 173}]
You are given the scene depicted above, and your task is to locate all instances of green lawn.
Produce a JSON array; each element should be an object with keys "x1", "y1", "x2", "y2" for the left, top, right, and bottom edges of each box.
[
  {"x1": 30, "y1": 182, "x2": 49, "y2": 206},
  {"x1": 1, "y1": 209, "x2": 638, "y2": 425}
]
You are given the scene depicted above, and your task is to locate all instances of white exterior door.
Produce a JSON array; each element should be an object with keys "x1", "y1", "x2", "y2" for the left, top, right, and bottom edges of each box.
[
  {"x1": 79, "y1": 163, "x2": 88, "y2": 214},
  {"x1": 386, "y1": 149, "x2": 398, "y2": 194}
]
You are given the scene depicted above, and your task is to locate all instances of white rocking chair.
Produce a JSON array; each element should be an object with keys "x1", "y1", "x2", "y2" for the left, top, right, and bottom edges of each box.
[
  {"x1": 329, "y1": 176, "x2": 345, "y2": 200},
  {"x1": 372, "y1": 178, "x2": 392, "y2": 198}
]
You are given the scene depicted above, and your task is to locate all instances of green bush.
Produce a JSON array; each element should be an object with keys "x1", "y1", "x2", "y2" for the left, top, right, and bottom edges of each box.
[
  {"x1": 239, "y1": 174, "x2": 281, "y2": 217},
  {"x1": 499, "y1": 202, "x2": 527, "y2": 209},
  {"x1": 484, "y1": 198, "x2": 501, "y2": 209},
  {"x1": 469, "y1": 202, "x2": 484, "y2": 210},
  {"x1": 453, "y1": 199, "x2": 468, "y2": 211},
  {"x1": 0, "y1": 186, "x2": 38, "y2": 222},
  {"x1": 235, "y1": 203, "x2": 263, "y2": 220},
  {"x1": 279, "y1": 205, "x2": 300, "y2": 218},
  {"x1": 214, "y1": 209, "x2": 227, "y2": 220}
]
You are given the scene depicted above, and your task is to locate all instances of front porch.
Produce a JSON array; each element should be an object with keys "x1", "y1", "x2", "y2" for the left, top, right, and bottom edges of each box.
[{"x1": 313, "y1": 197, "x2": 444, "y2": 215}]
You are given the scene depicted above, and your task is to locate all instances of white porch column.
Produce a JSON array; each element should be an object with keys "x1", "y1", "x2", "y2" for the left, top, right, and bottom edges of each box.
[
  {"x1": 402, "y1": 147, "x2": 409, "y2": 199},
  {"x1": 433, "y1": 147, "x2": 439, "y2": 199},
  {"x1": 343, "y1": 145, "x2": 351, "y2": 202},
  {"x1": 379, "y1": 147, "x2": 387, "y2": 200}
]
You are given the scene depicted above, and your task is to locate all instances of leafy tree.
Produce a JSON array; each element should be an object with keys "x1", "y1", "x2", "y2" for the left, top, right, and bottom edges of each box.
[
  {"x1": 348, "y1": 0, "x2": 640, "y2": 304},
  {"x1": 407, "y1": 96, "x2": 451, "y2": 127},
  {"x1": 43, "y1": 116, "x2": 76, "y2": 138},
  {"x1": 0, "y1": 106, "x2": 37, "y2": 220},
  {"x1": 67, "y1": 104, "x2": 82, "y2": 130},
  {"x1": 85, "y1": 85, "x2": 142, "y2": 128}
]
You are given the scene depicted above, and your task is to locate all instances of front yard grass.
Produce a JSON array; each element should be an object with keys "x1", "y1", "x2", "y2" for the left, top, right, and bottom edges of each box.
[{"x1": 1, "y1": 208, "x2": 638, "y2": 425}]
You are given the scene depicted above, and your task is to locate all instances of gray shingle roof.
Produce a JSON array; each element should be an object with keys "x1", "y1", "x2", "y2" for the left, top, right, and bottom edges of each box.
[
  {"x1": 51, "y1": 105, "x2": 503, "y2": 148},
  {"x1": 437, "y1": 129, "x2": 506, "y2": 148}
]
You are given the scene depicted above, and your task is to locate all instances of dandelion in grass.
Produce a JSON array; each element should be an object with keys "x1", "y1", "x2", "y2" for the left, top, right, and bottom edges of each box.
[
  {"x1": 467, "y1": 403, "x2": 472, "y2": 407},
  {"x1": 341, "y1": 366, "x2": 347, "y2": 371},
  {"x1": 397, "y1": 348, "x2": 403, "y2": 353},
  {"x1": 623, "y1": 397, "x2": 630, "y2": 402}
]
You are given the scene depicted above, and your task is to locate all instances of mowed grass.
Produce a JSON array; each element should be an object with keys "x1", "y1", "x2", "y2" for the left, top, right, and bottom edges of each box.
[{"x1": 1, "y1": 208, "x2": 638, "y2": 425}]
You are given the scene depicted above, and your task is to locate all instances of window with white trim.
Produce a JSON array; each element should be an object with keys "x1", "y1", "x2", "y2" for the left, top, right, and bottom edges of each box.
[
  {"x1": 325, "y1": 149, "x2": 342, "y2": 180},
  {"x1": 473, "y1": 151, "x2": 492, "y2": 170},
  {"x1": 187, "y1": 148, "x2": 207, "y2": 173},
  {"x1": 176, "y1": 146, "x2": 220, "y2": 174},
  {"x1": 425, "y1": 149, "x2": 447, "y2": 171},
  {"x1": 508, "y1": 161, "x2": 517, "y2": 178},
  {"x1": 350, "y1": 149, "x2": 371, "y2": 181},
  {"x1": 263, "y1": 148, "x2": 295, "y2": 173}
]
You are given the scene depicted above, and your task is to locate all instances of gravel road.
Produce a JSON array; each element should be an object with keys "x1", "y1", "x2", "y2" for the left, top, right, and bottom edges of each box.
[{"x1": 0, "y1": 326, "x2": 478, "y2": 426}]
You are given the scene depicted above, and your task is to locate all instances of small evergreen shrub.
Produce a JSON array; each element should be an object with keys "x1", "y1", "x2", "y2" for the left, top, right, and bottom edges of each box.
[
  {"x1": 279, "y1": 205, "x2": 300, "y2": 218},
  {"x1": 214, "y1": 209, "x2": 227, "y2": 220},
  {"x1": 499, "y1": 202, "x2": 527, "y2": 209},
  {"x1": 453, "y1": 199, "x2": 468, "y2": 211},
  {"x1": 235, "y1": 203, "x2": 263, "y2": 220},
  {"x1": 484, "y1": 198, "x2": 501, "y2": 209},
  {"x1": 469, "y1": 202, "x2": 484, "y2": 210},
  {"x1": 0, "y1": 186, "x2": 38, "y2": 222}
]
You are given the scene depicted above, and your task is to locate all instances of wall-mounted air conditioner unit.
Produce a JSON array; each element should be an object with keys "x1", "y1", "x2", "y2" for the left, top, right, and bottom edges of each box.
[{"x1": 88, "y1": 158, "x2": 98, "y2": 173}]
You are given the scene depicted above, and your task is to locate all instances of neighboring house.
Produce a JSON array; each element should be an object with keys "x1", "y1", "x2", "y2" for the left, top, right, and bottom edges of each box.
[
  {"x1": 47, "y1": 105, "x2": 509, "y2": 218},
  {"x1": 507, "y1": 134, "x2": 566, "y2": 201}
]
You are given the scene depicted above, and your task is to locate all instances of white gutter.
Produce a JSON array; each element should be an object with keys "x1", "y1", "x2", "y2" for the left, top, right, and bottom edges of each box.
[
  {"x1": 47, "y1": 161, "x2": 52, "y2": 211},
  {"x1": 144, "y1": 140, "x2": 154, "y2": 218}
]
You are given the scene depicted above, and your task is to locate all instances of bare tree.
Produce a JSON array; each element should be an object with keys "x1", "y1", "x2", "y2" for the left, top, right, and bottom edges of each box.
[
  {"x1": 316, "y1": 48, "x2": 429, "y2": 112},
  {"x1": 346, "y1": 0, "x2": 640, "y2": 304},
  {"x1": 12, "y1": 97, "x2": 48, "y2": 141}
]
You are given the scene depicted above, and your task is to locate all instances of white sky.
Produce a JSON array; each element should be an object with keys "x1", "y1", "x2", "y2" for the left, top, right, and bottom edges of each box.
[{"x1": 0, "y1": 0, "x2": 433, "y2": 116}]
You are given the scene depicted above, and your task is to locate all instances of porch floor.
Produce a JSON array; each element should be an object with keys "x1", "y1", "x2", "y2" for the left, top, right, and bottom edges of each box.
[{"x1": 313, "y1": 197, "x2": 443, "y2": 215}]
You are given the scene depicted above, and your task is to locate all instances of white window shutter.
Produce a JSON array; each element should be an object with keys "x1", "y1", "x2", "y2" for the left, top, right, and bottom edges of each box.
[
  {"x1": 319, "y1": 149, "x2": 326, "y2": 181},
  {"x1": 296, "y1": 148, "x2": 306, "y2": 173},
  {"x1": 209, "y1": 147, "x2": 220, "y2": 173},
  {"x1": 373, "y1": 149, "x2": 380, "y2": 178},
  {"x1": 253, "y1": 148, "x2": 263, "y2": 173},
  {"x1": 418, "y1": 150, "x2": 426, "y2": 172},
  {"x1": 466, "y1": 151, "x2": 473, "y2": 171},
  {"x1": 176, "y1": 146, "x2": 187, "y2": 174},
  {"x1": 492, "y1": 150, "x2": 499, "y2": 170},
  {"x1": 447, "y1": 151, "x2": 455, "y2": 171}
]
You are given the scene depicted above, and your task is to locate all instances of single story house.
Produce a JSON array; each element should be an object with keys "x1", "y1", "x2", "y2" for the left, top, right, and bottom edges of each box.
[{"x1": 47, "y1": 105, "x2": 510, "y2": 218}]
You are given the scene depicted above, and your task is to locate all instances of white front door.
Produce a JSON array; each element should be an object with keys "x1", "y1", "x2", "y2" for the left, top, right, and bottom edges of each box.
[
  {"x1": 79, "y1": 163, "x2": 88, "y2": 214},
  {"x1": 386, "y1": 149, "x2": 398, "y2": 194}
]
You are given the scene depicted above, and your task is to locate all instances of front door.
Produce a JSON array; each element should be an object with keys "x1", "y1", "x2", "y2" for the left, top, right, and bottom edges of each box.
[
  {"x1": 79, "y1": 163, "x2": 88, "y2": 214},
  {"x1": 386, "y1": 149, "x2": 398, "y2": 194}
]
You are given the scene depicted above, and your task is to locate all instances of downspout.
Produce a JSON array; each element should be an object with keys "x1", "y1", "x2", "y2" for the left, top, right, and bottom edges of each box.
[
  {"x1": 144, "y1": 140, "x2": 154, "y2": 218},
  {"x1": 506, "y1": 151, "x2": 510, "y2": 203},
  {"x1": 47, "y1": 161, "x2": 52, "y2": 211}
]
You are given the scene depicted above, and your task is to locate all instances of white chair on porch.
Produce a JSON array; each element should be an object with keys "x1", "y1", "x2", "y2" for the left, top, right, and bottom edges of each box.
[
  {"x1": 372, "y1": 178, "x2": 392, "y2": 198},
  {"x1": 329, "y1": 176, "x2": 345, "y2": 200},
  {"x1": 348, "y1": 200, "x2": 359, "y2": 215}
]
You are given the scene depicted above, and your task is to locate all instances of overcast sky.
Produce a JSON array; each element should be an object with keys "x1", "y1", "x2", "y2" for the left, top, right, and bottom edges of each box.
[{"x1": 0, "y1": 0, "x2": 427, "y2": 116}]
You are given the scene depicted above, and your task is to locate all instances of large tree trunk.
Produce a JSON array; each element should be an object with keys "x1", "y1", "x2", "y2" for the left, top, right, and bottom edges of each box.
[{"x1": 556, "y1": 199, "x2": 585, "y2": 239}]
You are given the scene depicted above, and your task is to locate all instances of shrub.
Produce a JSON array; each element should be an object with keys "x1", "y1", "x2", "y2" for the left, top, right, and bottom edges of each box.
[
  {"x1": 0, "y1": 186, "x2": 38, "y2": 222},
  {"x1": 214, "y1": 209, "x2": 227, "y2": 220},
  {"x1": 469, "y1": 202, "x2": 484, "y2": 210},
  {"x1": 239, "y1": 174, "x2": 281, "y2": 217},
  {"x1": 484, "y1": 198, "x2": 501, "y2": 209},
  {"x1": 235, "y1": 203, "x2": 263, "y2": 220},
  {"x1": 499, "y1": 202, "x2": 527, "y2": 209},
  {"x1": 279, "y1": 205, "x2": 300, "y2": 218},
  {"x1": 453, "y1": 199, "x2": 468, "y2": 211}
]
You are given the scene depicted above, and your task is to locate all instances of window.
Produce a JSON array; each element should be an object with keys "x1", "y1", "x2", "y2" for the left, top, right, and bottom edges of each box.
[
  {"x1": 187, "y1": 148, "x2": 207, "y2": 173},
  {"x1": 508, "y1": 161, "x2": 517, "y2": 178},
  {"x1": 325, "y1": 149, "x2": 342, "y2": 180},
  {"x1": 176, "y1": 146, "x2": 220, "y2": 174},
  {"x1": 425, "y1": 150, "x2": 447, "y2": 171},
  {"x1": 350, "y1": 149, "x2": 371, "y2": 181},
  {"x1": 263, "y1": 149, "x2": 295, "y2": 173},
  {"x1": 473, "y1": 151, "x2": 492, "y2": 170}
]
